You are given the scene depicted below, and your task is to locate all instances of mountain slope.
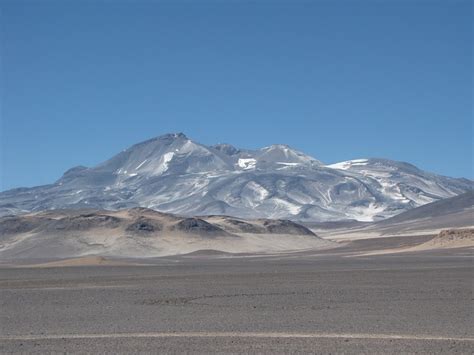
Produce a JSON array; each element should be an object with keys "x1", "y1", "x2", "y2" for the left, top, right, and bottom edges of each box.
[
  {"x1": 375, "y1": 190, "x2": 474, "y2": 226},
  {"x1": 0, "y1": 133, "x2": 472, "y2": 221},
  {"x1": 322, "y1": 191, "x2": 474, "y2": 239}
]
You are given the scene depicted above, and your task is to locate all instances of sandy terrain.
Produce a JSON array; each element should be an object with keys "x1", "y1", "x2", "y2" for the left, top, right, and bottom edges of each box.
[
  {"x1": 351, "y1": 229, "x2": 474, "y2": 256},
  {"x1": 419, "y1": 228, "x2": 474, "y2": 249}
]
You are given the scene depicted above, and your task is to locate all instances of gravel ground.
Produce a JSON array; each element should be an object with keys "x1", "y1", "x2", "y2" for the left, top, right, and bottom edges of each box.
[{"x1": 0, "y1": 239, "x2": 472, "y2": 353}]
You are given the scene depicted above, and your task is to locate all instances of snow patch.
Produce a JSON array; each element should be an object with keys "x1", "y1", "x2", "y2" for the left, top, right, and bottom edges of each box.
[
  {"x1": 163, "y1": 152, "x2": 174, "y2": 164},
  {"x1": 327, "y1": 159, "x2": 369, "y2": 170},
  {"x1": 154, "y1": 152, "x2": 175, "y2": 175},
  {"x1": 346, "y1": 202, "x2": 385, "y2": 222},
  {"x1": 135, "y1": 160, "x2": 147, "y2": 170},
  {"x1": 271, "y1": 198, "x2": 301, "y2": 215},
  {"x1": 276, "y1": 162, "x2": 300, "y2": 166},
  {"x1": 238, "y1": 158, "x2": 257, "y2": 170},
  {"x1": 245, "y1": 181, "x2": 269, "y2": 201}
]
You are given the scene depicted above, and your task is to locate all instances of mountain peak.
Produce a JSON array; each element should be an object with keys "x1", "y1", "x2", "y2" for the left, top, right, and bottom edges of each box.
[
  {"x1": 212, "y1": 143, "x2": 241, "y2": 155},
  {"x1": 261, "y1": 144, "x2": 291, "y2": 151},
  {"x1": 258, "y1": 144, "x2": 322, "y2": 165},
  {"x1": 127, "y1": 132, "x2": 189, "y2": 151},
  {"x1": 157, "y1": 132, "x2": 188, "y2": 140}
]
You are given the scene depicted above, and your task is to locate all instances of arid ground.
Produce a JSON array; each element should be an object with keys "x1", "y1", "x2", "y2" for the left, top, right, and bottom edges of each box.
[{"x1": 0, "y1": 235, "x2": 472, "y2": 353}]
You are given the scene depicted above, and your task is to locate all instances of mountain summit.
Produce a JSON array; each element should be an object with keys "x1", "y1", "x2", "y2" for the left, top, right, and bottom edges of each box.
[{"x1": 0, "y1": 133, "x2": 472, "y2": 221}]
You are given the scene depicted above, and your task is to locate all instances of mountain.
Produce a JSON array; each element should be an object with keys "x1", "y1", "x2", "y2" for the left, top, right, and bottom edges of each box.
[
  {"x1": 321, "y1": 191, "x2": 474, "y2": 239},
  {"x1": 0, "y1": 208, "x2": 330, "y2": 259},
  {"x1": 374, "y1": 190, "x2": 474, "y2": 228},
  {"x1": 0, "y1": 133, "x2": 472, "y2": 221},
  {"x1": 376, "y1": 191, "x2": 474, "y2": 227}
]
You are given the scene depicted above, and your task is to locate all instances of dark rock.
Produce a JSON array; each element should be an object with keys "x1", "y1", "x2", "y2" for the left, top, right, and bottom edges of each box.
[
  {"x1": 262, "y1": 219, "x2": 316, "y2": 236},
  {"x1": 223, "y1": 218, "x2": 265, "y2": 233},
  {"x1": 44, "y1": 214, "x2": 121, "y2": 232},
  {"x1": 172, "y1": 218, "x2": 230, "y2": 237},
  {"x1": 0, "y1": 216, "x2": 41, "y2": 236},
  {"x1": 126, "y1": 217, "x2": 162, "y2": 234}
]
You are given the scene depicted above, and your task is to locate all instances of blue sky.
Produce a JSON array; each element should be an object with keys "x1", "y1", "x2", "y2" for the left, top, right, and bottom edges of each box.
[{"x1": 1, "y1": 0, "x2": 472, "y2": 190}]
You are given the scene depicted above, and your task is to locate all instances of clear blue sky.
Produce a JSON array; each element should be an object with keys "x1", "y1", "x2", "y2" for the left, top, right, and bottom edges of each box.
[{"x1": 1, "y1": 0, "x2": 472, "y2": 191}]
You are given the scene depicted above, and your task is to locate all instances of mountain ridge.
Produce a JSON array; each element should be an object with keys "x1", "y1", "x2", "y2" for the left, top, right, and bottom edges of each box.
[
  {"x1": 0, "y1": 208, "x2": 330, "y2": 259},
  {"x1": 0, "y1": 133, "x2": 472, "y2": 221}
]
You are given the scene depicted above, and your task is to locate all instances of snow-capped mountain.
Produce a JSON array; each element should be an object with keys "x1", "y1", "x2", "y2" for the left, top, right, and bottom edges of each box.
[{"x1": 0, "y1": 133, "x2": 472, "y2": 221}]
